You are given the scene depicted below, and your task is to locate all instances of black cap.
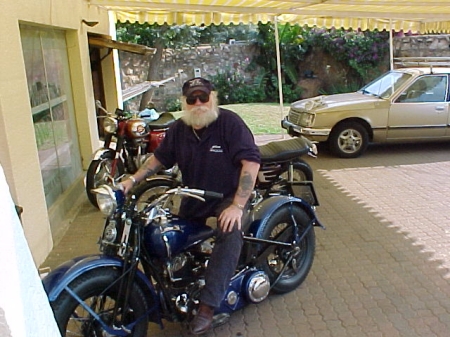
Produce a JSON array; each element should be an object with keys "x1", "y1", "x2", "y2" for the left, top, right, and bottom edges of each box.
[{"x1": 182, "y1": 77, "x2": 214, "y2": 96}]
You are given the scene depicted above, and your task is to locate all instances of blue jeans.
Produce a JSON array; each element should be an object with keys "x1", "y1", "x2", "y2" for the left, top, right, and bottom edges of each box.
[
  {"x1": 200, "y1": 227, "x2": 243, "y2": 308},
  {"x1": 192, "y1": 198, "x2": 247, "y2": 309}
]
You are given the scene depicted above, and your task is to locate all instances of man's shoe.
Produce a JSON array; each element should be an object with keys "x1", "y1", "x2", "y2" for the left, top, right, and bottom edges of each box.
[{"x1": 190, "y1": 303, "x2": 214, "y2": 335}]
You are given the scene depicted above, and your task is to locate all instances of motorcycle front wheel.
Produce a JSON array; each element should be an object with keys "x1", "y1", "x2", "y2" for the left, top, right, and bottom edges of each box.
[
  {"x1": 130, "y1": 177, "x2": 181, "y2": 212},
  {"x1": 258, "y1": 205, "x2": 315, "y2": 294},
  {"x1": 86, "y1": 153, "x2": 125, "y2": 208},
  {"x1": 51, "y1": 268, "x2": 148, "y2": 337}
]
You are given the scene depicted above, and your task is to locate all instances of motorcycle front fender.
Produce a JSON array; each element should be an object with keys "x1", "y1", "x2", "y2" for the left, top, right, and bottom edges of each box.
[
  {"x1": 246, "y1": 195, "x2": 324, "y2": 237},
  {"x1": 144, "y1": 174, "x2": 180, "y2": 185},
  {"x1": 43, "y1": 255, "x2": 158, "y2": 309},
  {"x1": 91, "y1": 147, "x2": 116, "y2": 161}
]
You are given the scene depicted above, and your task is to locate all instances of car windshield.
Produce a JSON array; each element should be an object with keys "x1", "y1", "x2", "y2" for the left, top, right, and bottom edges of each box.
[{"x1": 359, "y1": 71, "x2": 412, "y2": 99}]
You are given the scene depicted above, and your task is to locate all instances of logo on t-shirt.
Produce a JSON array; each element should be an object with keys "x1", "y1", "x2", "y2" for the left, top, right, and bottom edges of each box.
[{"x1": 210, "y1": 145, "x2": 223, "y2": 153}]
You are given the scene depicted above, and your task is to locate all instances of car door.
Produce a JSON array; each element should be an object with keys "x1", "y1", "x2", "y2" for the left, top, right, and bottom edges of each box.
[{"x1": 387, "y1": 75, "x2": 449, "y2": 140}]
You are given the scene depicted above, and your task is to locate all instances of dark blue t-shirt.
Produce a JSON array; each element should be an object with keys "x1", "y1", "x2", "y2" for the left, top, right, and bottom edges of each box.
[{"x1": 154, "y1": 108, "x2": 260, "y2": 219}]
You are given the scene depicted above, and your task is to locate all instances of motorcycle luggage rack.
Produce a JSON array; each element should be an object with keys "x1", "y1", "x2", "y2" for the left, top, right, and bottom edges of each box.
[
  {"x1": 290, "y1": 181, "x2": 319, "y2": 206},
  {"x1": 394, "y1": 57, "x2": 450, "y2": 70}
]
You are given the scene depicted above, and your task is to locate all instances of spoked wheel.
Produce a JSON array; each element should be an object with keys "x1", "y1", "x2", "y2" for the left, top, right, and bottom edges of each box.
[
  {"x1": 262, "y1": 161, "x2": 313, "y2": 202},
  {"x1": 86, "y1": 152, "x2": 124, "y2": 208},
  {"x1": 277, "y1": 161, "x2": 313, "y2": 185},
  {"x1": 258, "y1": 205, "x2": 315, "y2": 294},
  {"x1": 130, "y1": 177, "x2": 181, "y2": 212},
  {"x1": 51, "y1": 268, "x2": 148, "y2": 337}
]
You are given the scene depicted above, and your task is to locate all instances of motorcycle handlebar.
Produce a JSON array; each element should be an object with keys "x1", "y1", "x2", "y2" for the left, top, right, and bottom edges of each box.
[
  {"x1": 203, "y1": 191, "x2": 224, "y2": 199},
  {"x1": 166, "y1": 187, "x2": 223, "y2": 200}
]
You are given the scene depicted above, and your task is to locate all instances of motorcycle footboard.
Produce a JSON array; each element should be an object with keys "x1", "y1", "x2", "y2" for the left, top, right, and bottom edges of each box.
[{"x1": 290, "y1": 181, "x2": 319, "y2": 206}]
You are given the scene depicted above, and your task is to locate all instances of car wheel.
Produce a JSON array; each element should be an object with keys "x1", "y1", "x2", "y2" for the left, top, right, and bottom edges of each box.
[{"x1": 329, "y1": 122, "x2": 369, "y2": 158}]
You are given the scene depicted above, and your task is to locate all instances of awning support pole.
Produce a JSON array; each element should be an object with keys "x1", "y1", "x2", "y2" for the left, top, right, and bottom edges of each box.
[
  {"x1": 275, "y1": 16, "x2": 285, "y2": 138},
  {"x1": 390, "y1": 19, "x2": 394, "y2": 70}
]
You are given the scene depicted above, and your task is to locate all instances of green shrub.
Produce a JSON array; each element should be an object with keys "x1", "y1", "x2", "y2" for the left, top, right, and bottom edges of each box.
[
  {"x1": 209, "y1": 70, "x2": 265, "y2": 105},
  {"x1": 164, "y1": 97, "x2": 182, "y2": 112}
]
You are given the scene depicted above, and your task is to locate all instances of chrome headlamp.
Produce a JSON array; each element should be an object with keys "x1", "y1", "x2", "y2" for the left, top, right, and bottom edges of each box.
[
  {"x1": 103, "y1": 117, "x2": 117, "y2": 134},
  {"x1": 92, "y1": 185, "x2": 117, "y2": 216}
]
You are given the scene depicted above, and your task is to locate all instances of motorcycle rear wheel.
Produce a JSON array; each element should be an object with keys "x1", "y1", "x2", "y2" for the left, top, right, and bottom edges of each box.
[
  {"x1": 263, "y1": 161, "x2": 313, "y2": 199},
  {"x1": 258, "y1": 205, "x2": 315, "y2": 294},
  {"x1": 51, "y1": 268, "x2": 148, "y2": 337},
  {"x1": 86, "y1": 153, "x2": 125, "y2": 208},
  {"x1": 284, "y1": 161, "x2": 313, "y2": 181}
]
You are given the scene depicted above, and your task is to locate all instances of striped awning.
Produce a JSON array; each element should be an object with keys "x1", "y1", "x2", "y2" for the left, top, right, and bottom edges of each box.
[{"x1": 88, "y1": 0, "x2": 450, "y2": 32}]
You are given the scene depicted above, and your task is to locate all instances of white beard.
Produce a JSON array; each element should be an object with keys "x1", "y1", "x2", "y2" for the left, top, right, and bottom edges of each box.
[{"x1": 181, "y1": 105, "x2": 219, "y2": 129}]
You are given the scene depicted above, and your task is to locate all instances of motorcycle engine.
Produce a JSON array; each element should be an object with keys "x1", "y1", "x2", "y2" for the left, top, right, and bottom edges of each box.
[{"x1": 244, "y1": 270, "x2": 270, "y2": 303}]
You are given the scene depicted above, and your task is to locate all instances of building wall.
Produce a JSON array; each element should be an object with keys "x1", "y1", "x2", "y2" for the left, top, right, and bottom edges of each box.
[{"x1": 0, "y1": 0, "x2": 115, "y2": 266}]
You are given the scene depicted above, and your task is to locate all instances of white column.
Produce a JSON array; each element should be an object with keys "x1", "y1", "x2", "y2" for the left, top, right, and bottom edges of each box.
[{"x1": 0, "y1": 164, "x2": 61, "y2": 337}]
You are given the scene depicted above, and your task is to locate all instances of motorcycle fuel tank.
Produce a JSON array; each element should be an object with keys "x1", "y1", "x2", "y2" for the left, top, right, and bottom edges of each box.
[
  {"x1": 143, "y1": 218, "x2": 215, "y2": 259},
  {"x1": 125, "y1": 118, "x2": 148, "y2": 138}
]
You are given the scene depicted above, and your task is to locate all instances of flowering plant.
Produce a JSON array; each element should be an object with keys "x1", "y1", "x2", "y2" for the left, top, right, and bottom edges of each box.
[{"x1": 306, "y1": 27, "x2": 390, "y2": 82}]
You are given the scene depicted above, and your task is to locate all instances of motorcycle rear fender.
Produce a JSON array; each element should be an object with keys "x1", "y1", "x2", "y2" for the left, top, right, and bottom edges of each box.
[
  {"x1": 246, "y1": 195, "x2": 324, "y2": 237},
  {"x1": 91, "y1": 147, "x2": 116, "y2": 161},
  {"x1": 43, "y1": 255, "x2": 158, "y2": 314}
]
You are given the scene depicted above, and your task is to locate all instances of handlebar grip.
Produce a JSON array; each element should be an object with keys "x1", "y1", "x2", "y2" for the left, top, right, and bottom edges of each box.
[{"x1": 203, "y1": 191, "x2": 223, "y2": 199}]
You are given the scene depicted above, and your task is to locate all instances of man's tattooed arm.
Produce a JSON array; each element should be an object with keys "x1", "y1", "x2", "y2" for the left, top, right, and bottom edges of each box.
[
  {"x1": 135, "y1": 155, "x2": 163, "y2": 181},
  {"x1": 121, "y1": 155, "x2": 163, "y2": 193},
  {"x1": 232, "y1": 160, "x2": 260, "y2": 209}
]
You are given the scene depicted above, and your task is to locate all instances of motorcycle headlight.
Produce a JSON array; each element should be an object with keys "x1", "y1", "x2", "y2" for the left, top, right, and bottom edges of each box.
[
  {"x1": 103, "y1": 117, "x2": 117, "y2": 134},
  {"x1": 93, "y1": 185, "x2": 117, "y2": 216}
]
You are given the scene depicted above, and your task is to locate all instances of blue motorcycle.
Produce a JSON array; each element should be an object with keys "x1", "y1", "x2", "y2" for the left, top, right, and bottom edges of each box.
[{"x1": 43, "y1": 183, "x2": 324, "y2": 336}]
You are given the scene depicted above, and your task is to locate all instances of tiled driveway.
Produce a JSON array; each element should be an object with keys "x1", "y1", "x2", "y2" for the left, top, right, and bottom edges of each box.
[{"x1": 42, "y1": 138, "x2": 450, "y2": 336}]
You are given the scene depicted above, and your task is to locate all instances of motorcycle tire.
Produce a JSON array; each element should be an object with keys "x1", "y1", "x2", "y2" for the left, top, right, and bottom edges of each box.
[
  {"x1": 280, "y1": 160, "x2": 313, "y2": 182},
  {"x1": 51, "y1": 268, "x2": 148, "y2": 337},
  {"x1": 130, "y1": 177, "x2": 181, "y2": 212},
  {"x1": 86, "y1": 153, "x2": 125, "y2": 208},
  {"x1": 258, "y1": 205, "x2": 315, "y2": 294}
]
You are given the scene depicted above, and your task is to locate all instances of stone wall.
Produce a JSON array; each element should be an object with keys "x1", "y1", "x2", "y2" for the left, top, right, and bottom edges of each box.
[
  {"x1": 394, "y1": 34, "x2": 450, "y2": 58},
  {"x1": 119, "y1": 42, "x2": 257, "y2": 111},
  {"x1": 120, "y1": 34, "x2": 450, "y2": 109}
]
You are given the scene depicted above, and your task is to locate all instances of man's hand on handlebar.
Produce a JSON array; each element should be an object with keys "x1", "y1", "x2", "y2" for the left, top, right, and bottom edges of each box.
[{"x1": 120, "y1": 178, "x2": 135, "y2": 194}]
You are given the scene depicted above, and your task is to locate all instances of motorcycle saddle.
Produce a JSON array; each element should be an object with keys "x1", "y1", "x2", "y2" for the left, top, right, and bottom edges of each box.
[
  {"x1": 258, "y1": 137, "x2": 310, "y2": 163},
  {"x1": 146, "y1": 112, "x2": 176, "y2": 130}
]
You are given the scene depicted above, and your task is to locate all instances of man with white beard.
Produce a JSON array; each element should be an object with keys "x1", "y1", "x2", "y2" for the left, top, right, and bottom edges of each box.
[{"x1": 120, "y1": 77, "x2": 261, "y2": 335}]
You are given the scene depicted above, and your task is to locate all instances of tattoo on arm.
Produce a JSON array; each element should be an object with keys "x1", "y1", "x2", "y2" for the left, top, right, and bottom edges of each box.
[
  {"x1": 142, "y1": 166, "x2": 160, "y2": 179},
  {"x1": 140, "y1": 160, "x2": 162, "y2": 179},
  {"x1": 236, "y1": 171, "x2": 254, "y2": 199}
]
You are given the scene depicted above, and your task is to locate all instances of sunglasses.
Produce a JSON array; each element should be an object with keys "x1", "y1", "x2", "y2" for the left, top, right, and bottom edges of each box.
[{"x1": 186, "y1": 93, "x2": 210, "y2": 105}]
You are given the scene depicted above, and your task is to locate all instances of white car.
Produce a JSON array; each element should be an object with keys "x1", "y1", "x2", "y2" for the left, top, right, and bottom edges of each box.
[{"x1": 282, "y1": 65, "x2": 450, "y2": 158}]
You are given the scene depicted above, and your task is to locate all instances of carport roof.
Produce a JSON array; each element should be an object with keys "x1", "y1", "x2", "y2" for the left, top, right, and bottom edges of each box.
[{"x1": 89, "y1": 0, "x2": 450, "y2": 32}]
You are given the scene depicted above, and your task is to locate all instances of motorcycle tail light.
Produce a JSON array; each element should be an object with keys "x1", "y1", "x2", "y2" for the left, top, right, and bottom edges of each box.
[{"x1": 103, "y1": 117, "x2": 117, "y2": 134}]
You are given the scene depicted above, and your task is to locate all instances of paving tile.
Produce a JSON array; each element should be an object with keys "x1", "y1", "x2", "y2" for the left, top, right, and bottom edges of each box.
[{"x1": 41, "y1": 139, "x2": 450, "y2": 336}]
